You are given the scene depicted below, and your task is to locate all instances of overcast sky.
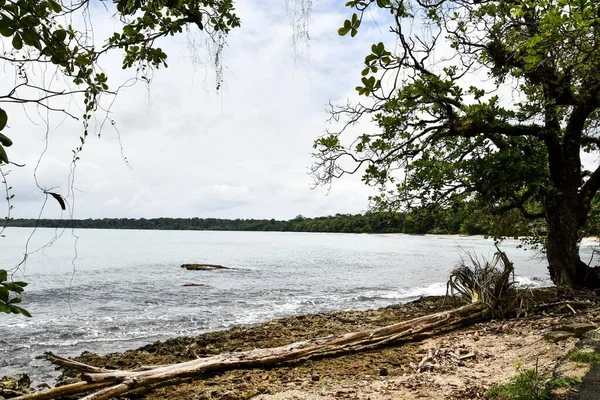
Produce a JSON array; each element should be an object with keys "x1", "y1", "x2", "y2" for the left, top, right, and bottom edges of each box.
[{"x1": 3, "y1": 1, "x2": 398, "y2": 220}]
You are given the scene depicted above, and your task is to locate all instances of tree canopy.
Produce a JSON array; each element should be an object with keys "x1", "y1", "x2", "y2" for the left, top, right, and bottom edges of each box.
[
  {"x1": 313, "y1": 0, "x2": 600, "y2": 288},
  {"x1": 0, "y1": 0, "x2": 239, "y2": 165}
]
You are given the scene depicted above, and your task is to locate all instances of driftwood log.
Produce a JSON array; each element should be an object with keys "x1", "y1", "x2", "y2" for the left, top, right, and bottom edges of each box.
[{"x1": 13, "y1": 302, "x2": 486, "y2": 400}]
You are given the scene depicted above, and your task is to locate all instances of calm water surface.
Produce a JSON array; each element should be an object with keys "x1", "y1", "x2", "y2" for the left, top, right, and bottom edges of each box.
[{"x1": 0, "y1": 228, "x2": 585, "y2": 382}]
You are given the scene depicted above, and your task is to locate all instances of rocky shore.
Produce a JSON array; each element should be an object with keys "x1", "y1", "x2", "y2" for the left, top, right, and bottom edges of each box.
[{"x1": 3, "y1": 288, "x2": 600, "y2": 399}]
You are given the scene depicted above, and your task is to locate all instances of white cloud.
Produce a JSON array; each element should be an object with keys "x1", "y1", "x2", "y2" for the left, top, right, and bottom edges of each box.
[{"x1": 3, "y1": 1, "x2": 390, "y2": 220}]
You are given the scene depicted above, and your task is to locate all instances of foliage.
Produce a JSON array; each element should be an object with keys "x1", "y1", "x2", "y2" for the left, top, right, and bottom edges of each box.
[
  {"x1": 570, "y1": 350, "x2": 600, "y2": 364},
  {"x1": 5, "y1": 202, "x2": 544, "y2": 236},
  {"x1": 486, "y1": 367, "x2": 549, "y2": 400},
  {"x1": 313, "y1": 0, "x2": 600, "y2": 287},
  {"x1": 0, "y1": 0, "x2": 239, "y2": 165},
  {"x1": 484, "y1": 365, "x2": 583, "y2": 400},
  {"x1": 551, "y1": 376, "x2": 583, "y2": 388},
  {"x1": 486, "y1": 367, "x2": 581, "y2": 399},
  {"x1": 0, "y1": 269, "x2": 30, "y2": 317}
]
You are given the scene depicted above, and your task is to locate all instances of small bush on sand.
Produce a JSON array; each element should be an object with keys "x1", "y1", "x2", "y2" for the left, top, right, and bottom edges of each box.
[{"x1": 486, "y1": 367, "x2": 549, "y2": 400}]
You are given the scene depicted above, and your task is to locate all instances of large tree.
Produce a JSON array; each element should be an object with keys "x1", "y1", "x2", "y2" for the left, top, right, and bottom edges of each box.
[
  {"x1": 313, "y1": 0, "x2": 600, "y2": 289},
  {"x1": 0, "y1": 0, "x2": 239, "y2": 316}
]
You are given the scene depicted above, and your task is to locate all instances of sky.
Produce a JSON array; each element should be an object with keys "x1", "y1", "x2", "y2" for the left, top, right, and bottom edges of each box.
[{"x1": 2, "y1": 0, "x2": 396, "y2": 220}]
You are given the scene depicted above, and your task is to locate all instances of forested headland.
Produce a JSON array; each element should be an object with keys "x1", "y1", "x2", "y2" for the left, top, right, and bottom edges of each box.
[{"x1": 9, "y1": 202, "x2": 600, "y2": 237}]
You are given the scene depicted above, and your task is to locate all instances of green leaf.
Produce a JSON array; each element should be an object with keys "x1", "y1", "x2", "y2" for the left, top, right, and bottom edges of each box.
[
  {"x1": 361, "y1": 68, "x2": 370, "y2": 76},
  {"x1": 8, "y1": 296, "x2": 22, "y2": 304},
  {"x1": 3, "y1": 282, "x2": 24, "y2": 293},
  {"x1": 0, "y1": 27, "x2": 13, "y2": 37},
  {"x1": 21, "y1": 16, "x2": 37, "y2": 28},
  {"x1": 0, "y1": 133, "x2": 12, "y2": 147},
  {"x1": 0, "y1": 108, "x2": 7, "y2": 130},
  {"x1": 76, "y1": 55, "x2": 92, "y2": 65},
  {"x1": 344, "y1": 19, "x2": 351, "y2": 29},
  {"x1": 21, "y1": 29, "x2": 41, "y2": 50},
  {"x1": 351, "y1": 28, "x2": 358, "y2": 37},
  {"x1": 0, "y1": 269, "x2": 6, "y2": 282},
  {"x1": 12, "y1": 281, "x2": 27, "y2": 287},
  {"x1": 0, "y1": 17, "x2": 13, "y2": 37},
  {"x1": 338, "y1": 27, "x2": 349, "y2": 36},
  {"x1": 49, "y1": 0, "x2": 62, "y2": 13},
  {"x1": 523, "y1": 55, "x2": 541, "y2": 65},
  {"x1": 0, "y1": 145, "x2": 8, "y2": 165},
  {"x1": 12, "y1": 33, "x2": 23, "y2": 50},
  {"x1": 54, "y1": 29, "x2": 67, "y2": 42},
  {"x1": 351, "y1": 13, "x2": 358, "y2": 25},
  {"x1": 0, "y1": 287, "x2": 8, "y2": 302},
  {"x1": 0, "y1": 303, "x2": 10, "y2": 313},
  {"x1": 15, "y1": 306, "x2": 31, "y2": 317}
]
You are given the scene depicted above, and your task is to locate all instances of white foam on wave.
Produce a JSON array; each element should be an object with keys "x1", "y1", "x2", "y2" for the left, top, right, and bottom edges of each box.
[
  {"x1": 398, "y1": 282, "x2": 448, "y2": 299},
  {"x1": 514, "y1": 275, "x2": 550, "y2": 288}
]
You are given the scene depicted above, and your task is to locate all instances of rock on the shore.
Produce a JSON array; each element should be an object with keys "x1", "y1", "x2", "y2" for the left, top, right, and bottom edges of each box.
[
  {"x1": 562, "y1": 323, "x2": 597, "y2": 338},
  {"x1": 545, "y1": 323, "x2": 597, "y2": 343},
  {"x1": 181, "y1": 264, "x2": 230, "y2": 271},
  {"x1": 545, "y1": 331, "x2": 575, "y2": 343},
  {"x1": 0, "y1": 374, "x2": 32, "y2": 398}
]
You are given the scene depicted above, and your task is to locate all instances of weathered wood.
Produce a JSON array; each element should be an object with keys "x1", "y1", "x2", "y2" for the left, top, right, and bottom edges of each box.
[
  {"x1": 11, "y1": 382, "x2": 114, "y2": 400},
  {"x1": 44, "y1": 352, "x2": 109, "y2": 374},
  {"x1": 14, "y1": 302, "x2": 485, "y2": 400}
]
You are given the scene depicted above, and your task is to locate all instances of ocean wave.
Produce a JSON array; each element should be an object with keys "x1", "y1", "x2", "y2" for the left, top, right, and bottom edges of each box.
[{"x1": 514, "y1": 275, "x2": 550, "y2": 287}]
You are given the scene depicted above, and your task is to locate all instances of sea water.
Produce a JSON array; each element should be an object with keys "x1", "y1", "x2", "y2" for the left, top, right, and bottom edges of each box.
[{"x1": 0, "y1": 228, "x2": 579, "y2": 383}]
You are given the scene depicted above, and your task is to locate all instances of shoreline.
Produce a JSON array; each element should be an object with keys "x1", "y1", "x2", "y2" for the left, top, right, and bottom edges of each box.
[
  {"x1": 26, "y1": 288, "x2": 598, "y2": 399},
  {"x1": 6, "y1": 225, "x2": 600, "y2": 241}
]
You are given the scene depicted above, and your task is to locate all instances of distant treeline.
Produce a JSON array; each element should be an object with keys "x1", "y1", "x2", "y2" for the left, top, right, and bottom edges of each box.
[{"x1": 7, "y1": 208, "x2": 527, "y2": 236}]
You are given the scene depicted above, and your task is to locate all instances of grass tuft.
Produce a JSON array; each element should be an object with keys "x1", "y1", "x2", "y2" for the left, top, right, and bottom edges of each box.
[
  {"x1": 570, "y1": 350, "x2": 600, "y2": 364},
  {"x1": 486, "y1": 368, "x2": 549, "y2": 400},
  {"x1": 486, "y1": 368, "x2": 581, "y2": 400},
  {"x1": 551, "y1": 376, "x2": 582, "y2": 388}
]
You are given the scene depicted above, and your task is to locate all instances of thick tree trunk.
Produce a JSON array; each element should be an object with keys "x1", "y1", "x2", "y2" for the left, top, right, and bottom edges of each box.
[{"x1": 546, "y1": 196, "x2": 600, "y2": 289}]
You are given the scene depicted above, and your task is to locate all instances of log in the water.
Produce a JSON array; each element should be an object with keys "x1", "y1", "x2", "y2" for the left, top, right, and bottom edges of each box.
[
  {"x1": 181, "y1": 263, "x2": 229, "y2": 270},
  {"x1": 13, "y1": 302, "x2": 486, "y2": 400}
]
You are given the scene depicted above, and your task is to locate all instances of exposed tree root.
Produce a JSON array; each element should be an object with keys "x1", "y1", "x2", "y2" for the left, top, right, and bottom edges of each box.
[{"x1": 13, "y1": 302, "x2": 486, "y2": 400}]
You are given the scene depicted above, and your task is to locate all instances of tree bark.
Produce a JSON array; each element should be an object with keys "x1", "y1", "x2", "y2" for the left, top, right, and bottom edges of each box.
[{"x1": 545, "y1": 194, "x2": 600, "y2": 289}]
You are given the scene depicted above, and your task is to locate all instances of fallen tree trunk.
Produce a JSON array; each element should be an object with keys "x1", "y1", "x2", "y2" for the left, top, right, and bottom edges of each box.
[{"x1": 14, "y1": 302, "x2": 486, "y2": 400}]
